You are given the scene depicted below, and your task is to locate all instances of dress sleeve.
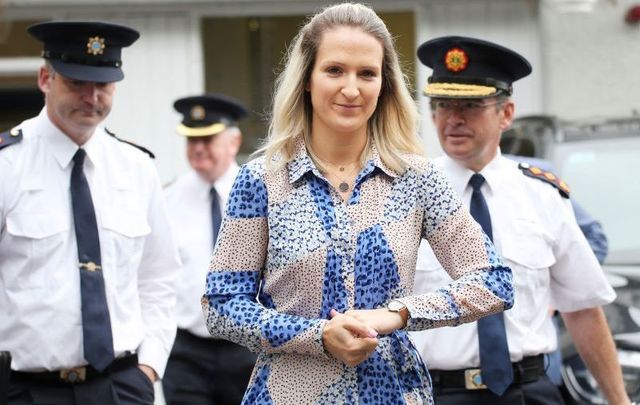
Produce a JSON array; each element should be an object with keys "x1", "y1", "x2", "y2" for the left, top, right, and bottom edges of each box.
[
  {"x1": 399, "y1": 165, "x2": 514, "y2": 331},
  {"x1": 201, "y1": 163, "x2": 328, "y2": 357}
]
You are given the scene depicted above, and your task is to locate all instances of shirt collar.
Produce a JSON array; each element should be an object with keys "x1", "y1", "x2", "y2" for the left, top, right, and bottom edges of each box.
[
  {"x1": 286, "y1": 136, "x2": 318, "y2": 184},
  {"x1": 81, "y1": 129, "x2": 103, "y2": 169},
  {"x1": 439, "y1": 148, "x2": 503, "y2": 195},
  {"x1": 39, "y1": 109, "x2": 78, "y2": 169},
  {"x1": 212, "y1": 161, "x2": 240, "y2": 195},
  {"x1": 479, "y1": 149, "x2": 504, "y2": 194},
  {"x1": 286, "y1": 135, "x2": 398, "y2": 185},
  {"x1": 38, "y1": 108, "x2": 102, "y2": 170}
]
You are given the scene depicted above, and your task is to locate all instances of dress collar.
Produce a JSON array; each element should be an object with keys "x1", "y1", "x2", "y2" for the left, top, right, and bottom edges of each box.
[{"x1": 286, "y1": 135, "x2": 398, "y2": 185}]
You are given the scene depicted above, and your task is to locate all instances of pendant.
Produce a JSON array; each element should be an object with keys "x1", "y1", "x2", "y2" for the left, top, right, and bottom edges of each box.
[{"x1": 338, "y1": 182, "x2": 350, "y2": 193}]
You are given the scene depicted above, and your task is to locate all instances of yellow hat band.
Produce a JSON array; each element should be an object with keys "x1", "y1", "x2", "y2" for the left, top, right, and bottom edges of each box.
[
  {"x1": 177, "y1": 122, "x2": 226, "y2": 137},
  {"x1": 424, "y1": 82, "x2": 498, "y2": 98}
]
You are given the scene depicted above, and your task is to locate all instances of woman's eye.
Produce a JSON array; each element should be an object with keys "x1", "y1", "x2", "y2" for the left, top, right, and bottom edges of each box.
[
  {"x1": 360, "y1": 70, "x2": 377, "y2": 78},
  {"x1": 326, "y1": 66, "x2": 341, "y2": 75}
]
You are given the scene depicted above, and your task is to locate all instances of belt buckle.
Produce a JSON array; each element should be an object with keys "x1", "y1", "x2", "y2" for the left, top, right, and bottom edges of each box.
[
  {"x1": 59, "y1": 367, "x2": 87, "y2": 383},
  {"x1": 464, "y1": 368, "x2": 487, "y2": 390}
]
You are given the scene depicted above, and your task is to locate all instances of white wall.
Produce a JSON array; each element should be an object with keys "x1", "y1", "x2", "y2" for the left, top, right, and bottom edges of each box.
[
  {"x1": 6, "y1": 0, "x2": 639, "y2": 159},
  {"x1": 540, "y1": 0, "x2": 640, "y2": 120}
]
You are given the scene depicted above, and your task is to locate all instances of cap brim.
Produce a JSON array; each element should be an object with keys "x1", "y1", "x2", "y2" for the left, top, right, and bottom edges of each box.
[
  {"x1": 424, "y1": 82, "x2": 502, "y2": 99},
  {"x1": 50, "y1": 60, "x2": 123, "y2": 83},
  {"x1": 176, "y1": 122, "x2": 227, "y2": 137}
]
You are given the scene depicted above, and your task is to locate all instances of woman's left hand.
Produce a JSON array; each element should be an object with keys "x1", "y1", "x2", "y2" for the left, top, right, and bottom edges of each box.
[{"x1": 344, "y1": 308, "x2": 408, "y2": 335}]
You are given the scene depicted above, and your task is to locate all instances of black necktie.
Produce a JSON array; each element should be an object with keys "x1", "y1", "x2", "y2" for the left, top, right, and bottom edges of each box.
[
  {"x1": 71, "y1": 149, "x2": 114, "y2": 372},
  {"x1": 469, "y1": 173, "x2": 513, "y2": 395},
  {"x1": 210, "y1": 186, "x2": 222, "y2": 248}
]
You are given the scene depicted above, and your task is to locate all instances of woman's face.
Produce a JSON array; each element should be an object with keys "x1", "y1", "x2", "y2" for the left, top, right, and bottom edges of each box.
[{"x1": 307, "y1": 26, "x2": 383, "y2": 139}]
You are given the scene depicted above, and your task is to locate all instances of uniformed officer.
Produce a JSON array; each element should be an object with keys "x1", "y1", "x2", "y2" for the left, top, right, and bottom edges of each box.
[
  {"x1": 410, "y1": 36, "x2": 630, "y2": 404},
  {"x1": 504, "y1": 154, "x2": 609, "y2": 387},
  {"x1": 0, "y1": 21, "x2": 180, "y2": 405},
  {"x1": 162, "y1": 94, "x2": 256, "y2": 405}
]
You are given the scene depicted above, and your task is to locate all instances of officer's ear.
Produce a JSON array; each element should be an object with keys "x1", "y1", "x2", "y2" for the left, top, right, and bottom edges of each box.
[
  {"x1": 231, "y1": 133, "x2": 241, "y2": 155},
  {"x1": 499, "y1": 100, "x2": 515, "y2": 132},
  {"x1": 38, "y1": 65, "x2": 53, "y2": 94},
  {"x1": 228, "y1": 127, "x2": 242, "y2": 156}
]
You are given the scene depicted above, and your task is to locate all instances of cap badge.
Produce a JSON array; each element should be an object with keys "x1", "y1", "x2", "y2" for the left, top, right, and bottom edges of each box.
[
  {"x1": 86, "y1": 36, "x2": 106, "y2": 56},
  {"x1": 190, "y1": 105, "x2": 206, "y2": 121},
  {"x1": 445, "y1": 47, "x2": 468, "y2": 73}
]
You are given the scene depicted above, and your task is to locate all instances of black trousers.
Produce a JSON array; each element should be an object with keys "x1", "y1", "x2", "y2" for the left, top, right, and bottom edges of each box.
[
  {"x1": 433, "y1": 375, "x2": 565, "y2": 405},
  {"x1": 162, "y1": 329, "x2": 256, "y2": 405},
  {"x1": 8, "y1": 365, "x2": 154, "y2": 405}
]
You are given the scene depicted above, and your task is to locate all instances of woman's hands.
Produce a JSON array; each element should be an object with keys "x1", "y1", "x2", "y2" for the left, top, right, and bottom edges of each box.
[
  {"x1": 344, "y1": 307, "x2": 407, "y2": 335},
  {"x1": 322, "y1": 309, "x2": 378, "y2": 367},
  {"x1": 321, "y1": 306, "x2": 409, "y2": 367}
]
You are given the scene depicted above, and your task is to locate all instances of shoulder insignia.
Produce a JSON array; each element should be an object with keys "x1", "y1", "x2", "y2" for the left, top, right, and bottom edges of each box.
[
  {"x1": 518, "y1": 162, "x2": 570, "y2": 198},
  {"x1": 0, "y1": 127, "x2": 23, "y2": 151},
  {"x1": 105, "y1": 127, "x2": 155, "y2": 159}
]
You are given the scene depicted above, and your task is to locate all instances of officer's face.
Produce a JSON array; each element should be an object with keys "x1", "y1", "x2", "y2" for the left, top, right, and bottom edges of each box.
[
  {"x1": 186, "y1": 128, "x2": 241, "y2": 183},
  {"x1": 306, "y1": 26, "x2": 383, "y2": 140},
  {"x1": 432, "y1": 97, "x2": 514, "y2": 172},
  {"x1": 38, "y1": 66, "x2": 115, "y2": 144}
]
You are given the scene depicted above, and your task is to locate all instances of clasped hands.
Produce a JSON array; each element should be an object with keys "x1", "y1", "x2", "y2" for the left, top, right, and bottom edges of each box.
[{"x1": 321, "y1": 307, "x2": 407, "y2": 367}]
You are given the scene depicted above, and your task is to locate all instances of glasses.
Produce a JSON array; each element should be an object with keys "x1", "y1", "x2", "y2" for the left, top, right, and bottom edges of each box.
[{"x1": 431, "y1": 99, "x2": 504, "y2": 116}]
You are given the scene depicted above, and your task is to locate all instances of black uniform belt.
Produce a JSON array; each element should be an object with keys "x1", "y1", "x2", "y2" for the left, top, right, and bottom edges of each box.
[
  {"x1": 430, "y1": 354, "x2": 545, "y2": 390},
  {"x1": 11, "y1": 353, "x2": 138, "y2": 385}
]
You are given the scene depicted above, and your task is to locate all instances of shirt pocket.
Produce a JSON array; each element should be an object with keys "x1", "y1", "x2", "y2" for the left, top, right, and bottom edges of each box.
[
  {"x1": 500, "y1": 221, "x2": 555, "y2": 322},
  {"x1": 5, "y1": 211, "x2": 70, "y2": 288},
  {"x1": 500, "y1": 221, "x2": 555, "y2": 270},
  {"x1": 101, "y1": 209, "x2": 151, "y2": 289}
]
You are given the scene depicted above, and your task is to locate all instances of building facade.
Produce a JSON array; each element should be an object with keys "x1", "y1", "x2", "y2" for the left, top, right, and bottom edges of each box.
[{"x1": 1, "y1": 0, "x2": 638, "y2": 183}]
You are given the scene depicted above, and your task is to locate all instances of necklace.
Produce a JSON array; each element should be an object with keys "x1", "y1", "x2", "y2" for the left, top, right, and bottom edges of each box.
[
  {"x1": 312, "y1": 153, "x2": 360, "y2": 193},
  {"x1": 333, "y1": 164, "x2": 360, "y2": 193}
]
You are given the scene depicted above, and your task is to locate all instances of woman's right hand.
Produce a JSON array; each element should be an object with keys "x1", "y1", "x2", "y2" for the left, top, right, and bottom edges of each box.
[{"x1": 322, "y1": 309, "x2": 379, "y2": 367}]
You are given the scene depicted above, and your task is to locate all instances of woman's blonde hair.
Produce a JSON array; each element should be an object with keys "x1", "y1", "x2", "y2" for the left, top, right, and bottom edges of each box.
[{"x1": 259, "y1": 2, "x2": 423, "y2": 173}]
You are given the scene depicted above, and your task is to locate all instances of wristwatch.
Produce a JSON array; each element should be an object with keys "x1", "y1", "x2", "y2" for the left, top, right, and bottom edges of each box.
[{"x1": 387, "y1": 300, "x2": 406, "y2": 313}]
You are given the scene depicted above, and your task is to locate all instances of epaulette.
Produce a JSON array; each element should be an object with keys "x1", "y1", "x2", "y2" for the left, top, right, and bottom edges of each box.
[
  {"x1": 0, "y1": 127, "x2": 23, "y2": 151},
  {"x1": 518, "y1": 162, "x2": 570, "y2": 198},
  {"x1": 105, "y1": 127, "x2": 155, "y2": 159}
]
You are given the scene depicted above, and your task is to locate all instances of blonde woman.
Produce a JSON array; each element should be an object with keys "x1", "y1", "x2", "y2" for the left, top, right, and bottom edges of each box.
[{"x1": 202, "y1": 3, "x2": 513, "y2": 404}]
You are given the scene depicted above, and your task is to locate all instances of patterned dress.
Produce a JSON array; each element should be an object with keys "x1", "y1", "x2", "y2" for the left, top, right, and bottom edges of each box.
[{"x1": 202, "y1": 138, "x2": 513, "y2": 404}]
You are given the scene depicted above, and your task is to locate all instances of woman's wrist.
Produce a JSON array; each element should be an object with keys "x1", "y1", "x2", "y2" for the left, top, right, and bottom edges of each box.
[{"x1": 387, "y1": 300, "x2": 409, "y2": 329}]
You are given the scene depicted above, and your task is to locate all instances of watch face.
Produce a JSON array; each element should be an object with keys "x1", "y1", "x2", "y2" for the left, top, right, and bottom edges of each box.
[{"x1": 388, "y1": 300, "x2": 405, "y2": 312}]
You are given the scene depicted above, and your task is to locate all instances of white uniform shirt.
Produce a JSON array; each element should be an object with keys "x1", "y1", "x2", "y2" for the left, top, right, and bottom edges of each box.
[
  {"x1": 410, "y1": 152, "x2": 616, "y2": 370},
  {"x1": 0, "y1": 109, "x2": 180, "y2": 375},
  {"x1": 163, "y1": 163, "x2": 239, "y2": 337}
]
